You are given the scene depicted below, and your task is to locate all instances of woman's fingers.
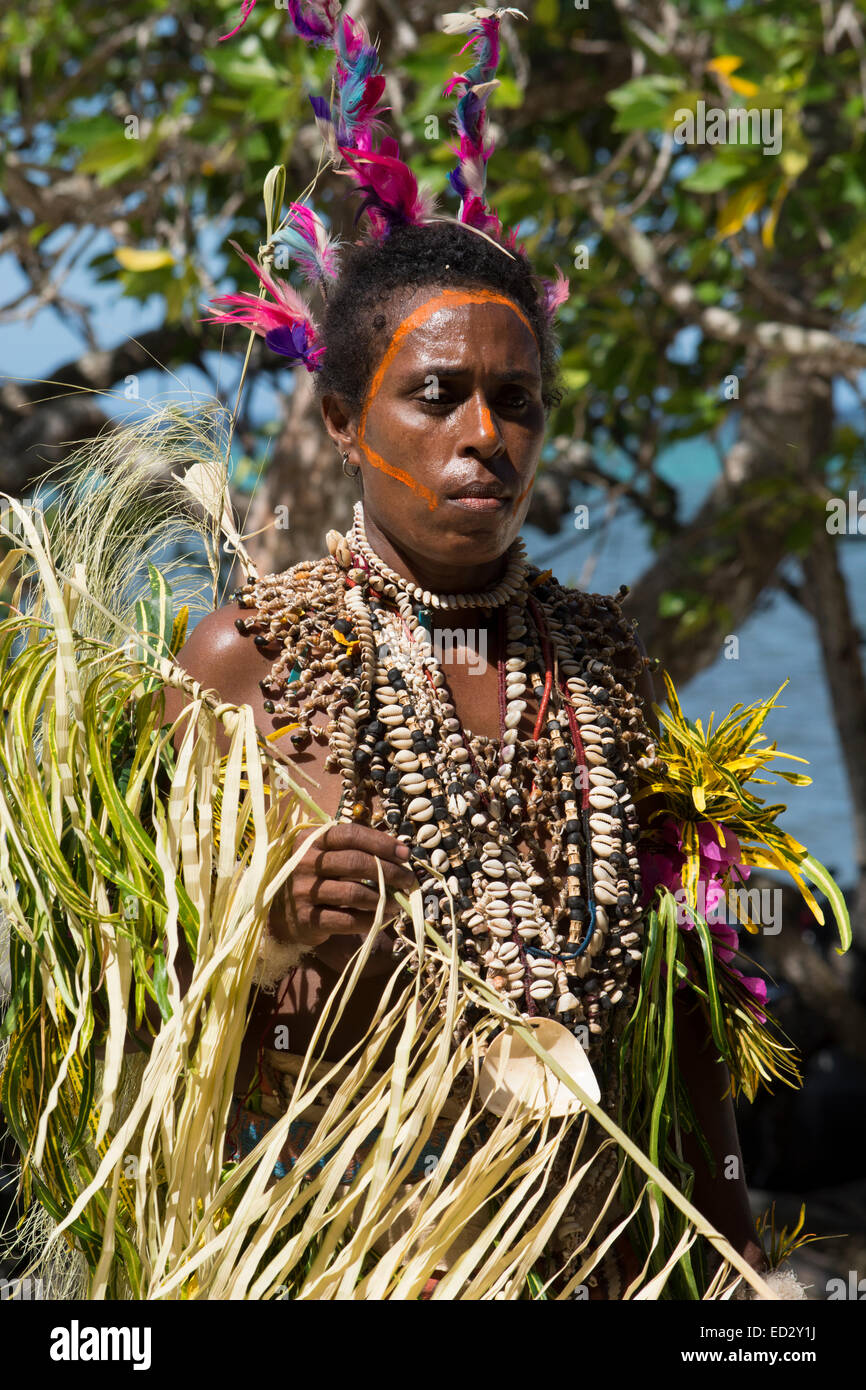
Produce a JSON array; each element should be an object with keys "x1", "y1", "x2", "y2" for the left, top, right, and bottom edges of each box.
[
  {"x1": 309, "y1": 848, "x2": 419, "y2": 894},
  {"x1": 316, "y1": 822, "x2": 412, "y2": 867},
  {"x1": 305, "y1": 824, "x2": 419, "y2": 894},
  {"x1": 306, "y1": 877, "x2": 406, "y2": 913},
  {"x1": 307, "y1": 904, "x2": 400, "y2": 935},
  {"x1": 271, "y1": 822, "x2": 419, "y2": 950}
]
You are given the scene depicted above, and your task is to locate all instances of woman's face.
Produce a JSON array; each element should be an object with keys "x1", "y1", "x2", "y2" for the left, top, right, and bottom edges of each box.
[{"x1": 323, "y1": 284, "x2": 546, "y2": 587}]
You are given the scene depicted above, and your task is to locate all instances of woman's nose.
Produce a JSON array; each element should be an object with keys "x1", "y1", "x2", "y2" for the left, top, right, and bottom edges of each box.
[{"x1": 461, "y1": 392, "x2": 505, "y2": 459}]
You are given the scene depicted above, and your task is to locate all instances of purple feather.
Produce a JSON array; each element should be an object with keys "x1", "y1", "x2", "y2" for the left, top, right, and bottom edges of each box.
[
  {"x1": 265, "y1": 322, "x2": 325, "y2": 370},
  {"x1": 285, "y1": 0, "x2": 339, "y2": 47},
  {"x1": 338, "y1": 141, "x2": 437, "y2": 239}
]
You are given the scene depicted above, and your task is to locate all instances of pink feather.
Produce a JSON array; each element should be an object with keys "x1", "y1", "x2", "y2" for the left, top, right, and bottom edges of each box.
[
  {"x1": 336, "y1": 143, "x2": 437, "y2": 238},
  {"x1": 541, "y1": 264, "x2": 570, "y2": 319},
  {"x1": 270, "y1": 203, "x2": 342, "y2": 284},
  {"x1": 202, "y1": 241, "x2": 325, "y2": 369}
]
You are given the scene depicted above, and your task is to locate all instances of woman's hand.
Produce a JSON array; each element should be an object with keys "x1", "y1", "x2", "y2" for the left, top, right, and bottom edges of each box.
[{"x1": 270, "y1": 822, "x2": 421, "y2": 955}]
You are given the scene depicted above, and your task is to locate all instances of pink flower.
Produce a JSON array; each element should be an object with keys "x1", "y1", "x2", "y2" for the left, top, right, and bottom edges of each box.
[
  {"x1": 708, "y1": 922, "x2": 739, "y2": 962},
  {"x1": 730, "y1": 968, "x2": 768, "y2": 1023},
  {"x1": 658, "y1": 816, "x2": 682, "y2": 851},
  {"x1": 637, "y1": 847, "x2": 681, "y2": 906},
  {"x1": 704, "y1": 878, "x2": 726, "y2": 918},
  {"x1": 639, "y1": 818, "x2": 768, "y2": 995},
  {"x1": 697, "y1": 821, "x2": 743, "y2": 876}
]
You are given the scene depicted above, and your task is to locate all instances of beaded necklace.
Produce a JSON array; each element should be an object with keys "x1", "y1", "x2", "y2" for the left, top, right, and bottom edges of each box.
[{"x1": 234, "y1": 504, "x2": 658, "y2": 1064}]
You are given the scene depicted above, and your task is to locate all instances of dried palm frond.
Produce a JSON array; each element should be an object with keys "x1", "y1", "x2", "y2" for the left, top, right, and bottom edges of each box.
[{"x1": 0, "y1": 403, "x2": 774, "y2": 1300}]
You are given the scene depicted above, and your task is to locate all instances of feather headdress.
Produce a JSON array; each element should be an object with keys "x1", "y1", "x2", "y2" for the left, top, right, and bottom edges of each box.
[
  {"x1": 309, "y1": 14, "x2": 390, "y2": 160},
  {"x1": 269, "y1": 202, "x2": 343, "y2": 288},
  {"x1": 209, "y1": 3, "x2": 569, "y2": 370},
  {"x1": 219, "y1": 0, "x2": 340, "y2": 44},
  {"x1": 337, "y1": 138, "x2": 439, "y2": 239},
  {"x1": 440, "y1": 7, "x2": 569, "y2": 317},
  {"x1": 441, "y1": 7, "x2": 527, "y2": 241},
  {"x1": 285, "y1": 0, "x2": 341, "y2": 47}
]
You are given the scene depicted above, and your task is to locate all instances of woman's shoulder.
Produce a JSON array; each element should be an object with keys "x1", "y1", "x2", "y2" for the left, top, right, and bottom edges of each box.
[
  {"x1": 181, "y1": 556, "x2": 334, "y2": 678},
  {"x1": 540, "y1": 569, "x2": 641, "y2": 646},
  {"x1": 162, "y1": 558, "x2": 320, "y2": 709},
  {"x1": 541, "y1": 569, "x2": 627, "y2": 614},
  {"x1": 538, "y1": 568, "x2": 655, "y2": 710}
]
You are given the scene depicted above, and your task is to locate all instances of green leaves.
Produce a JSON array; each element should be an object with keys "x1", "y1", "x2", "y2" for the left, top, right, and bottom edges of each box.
[
  {"x1": 131, "y1": 563, "x2": 188, "y2": 693},
  {"x1": 263, "y1": 164, "x2": 286, "y2": 242},
  {"x1": 77, "y1": 129, "x2": 163, "y2": 188},
  {"x1": 798, "y1": 853, "x2": 853, "y2": 955},
  {"x1": 608, "y1": 76, "x2": 685, "y2": 133},
  {"x1": 681, "y1": 158, "x2": 749, "y2": 193},
  {"x1": 617, "y1": 895, "x2": 703, "y2": 1298}
]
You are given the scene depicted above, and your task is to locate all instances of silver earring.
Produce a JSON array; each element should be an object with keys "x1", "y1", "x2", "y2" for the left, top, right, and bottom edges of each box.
[{"x1": 341, "y1": 450, "x2": 360, "y2": 479}]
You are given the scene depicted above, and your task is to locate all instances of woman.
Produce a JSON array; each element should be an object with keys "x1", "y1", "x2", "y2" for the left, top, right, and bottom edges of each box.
[{"x1": 162, "y1": 220, "x2": 767, "y2": 1294}]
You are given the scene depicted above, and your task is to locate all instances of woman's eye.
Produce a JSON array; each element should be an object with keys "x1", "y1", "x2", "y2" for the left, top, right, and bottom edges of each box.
[{"x1": 412, "y1": 389, "x2": 531, "y2": 409}]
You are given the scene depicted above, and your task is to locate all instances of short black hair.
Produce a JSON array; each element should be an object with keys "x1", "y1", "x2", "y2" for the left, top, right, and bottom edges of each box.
[{"x1": 312, "y1": 220, "x2": 563, "y2": 417}]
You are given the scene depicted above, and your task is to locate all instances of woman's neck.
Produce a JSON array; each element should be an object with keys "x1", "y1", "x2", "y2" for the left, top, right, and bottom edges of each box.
[{"x1": 361, "y1": 509, "x2": 510, "y2": 597}]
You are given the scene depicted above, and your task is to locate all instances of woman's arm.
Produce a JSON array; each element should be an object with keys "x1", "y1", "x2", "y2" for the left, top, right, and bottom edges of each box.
[
  {"x1": 631, "y1": 633, "x2": 766, "y2": 1273},
  {"x1": 672, "y1": 990, "x2": 766, "y2": 1270}
]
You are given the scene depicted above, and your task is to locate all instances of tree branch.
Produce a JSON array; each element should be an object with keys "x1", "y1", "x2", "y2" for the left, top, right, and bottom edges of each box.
[
  {"x1": 0, "y1": 325, "x2": 202, "y2": 494},
  {"x1": 585, "y1": 190, "x2": 866, "y2": 372},
  {"x1": 624, "y1": 356, "x2": 834, "y2": 683}
]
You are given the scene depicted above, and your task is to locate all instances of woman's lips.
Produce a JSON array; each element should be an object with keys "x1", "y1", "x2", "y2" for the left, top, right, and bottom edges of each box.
[{"x1": 446, "y1": 495, "x2": 509, "y2": 511}]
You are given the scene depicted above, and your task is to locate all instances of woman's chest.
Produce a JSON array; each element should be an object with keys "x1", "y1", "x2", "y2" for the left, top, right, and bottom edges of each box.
[{"x1": 369, "y1": 658, "x2": 561, "y2": 899}]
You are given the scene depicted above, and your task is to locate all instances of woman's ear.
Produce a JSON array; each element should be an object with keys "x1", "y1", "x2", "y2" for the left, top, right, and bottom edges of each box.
[{"x1": 320, "y1": 392, "x2": 358, "y2": 458}]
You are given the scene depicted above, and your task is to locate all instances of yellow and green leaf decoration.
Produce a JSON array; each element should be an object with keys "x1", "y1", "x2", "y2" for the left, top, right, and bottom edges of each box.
[
  {"x1": 638, "y1": 670, "x2": 851, "y2": 954},
  {"x1": 618, "y1": 670, "x2": 851, "y2": 1296}
]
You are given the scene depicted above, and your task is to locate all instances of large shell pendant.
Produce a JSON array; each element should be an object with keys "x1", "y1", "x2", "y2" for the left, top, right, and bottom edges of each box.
[{"x1": 478, "y1": 1017, "x2": 601, "y2": 1119}]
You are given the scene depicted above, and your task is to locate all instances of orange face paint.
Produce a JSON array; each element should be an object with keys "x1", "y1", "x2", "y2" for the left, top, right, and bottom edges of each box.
[
  {"x1": 356, "y1": 288, "x2": 539, "y2": 511},
  {"x1": 477, "y1": 403, "x2": 496, "y2": 439},
  {"x1": 513, "y1": 474, "x2": 535, "y2": 509}
]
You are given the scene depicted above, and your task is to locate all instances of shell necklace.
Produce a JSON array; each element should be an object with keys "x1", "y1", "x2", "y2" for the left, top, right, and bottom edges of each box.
[
  {"x1": 234, "y1": 512, "x2": 655, "y2": 1060},
  {"x1": 328, "y1": 503, "x2": 645, "y2": 1044}
]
